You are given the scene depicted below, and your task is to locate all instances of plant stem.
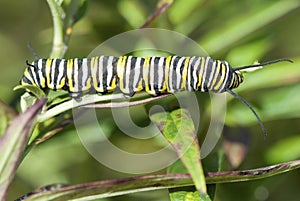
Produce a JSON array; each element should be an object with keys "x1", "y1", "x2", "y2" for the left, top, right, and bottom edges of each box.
[
  {"x1": 18, "y1": 160, "x2": 300, "y2": 200},
  {"x1": 47, "y1": 0, "x2": 67, "y2": 58}
]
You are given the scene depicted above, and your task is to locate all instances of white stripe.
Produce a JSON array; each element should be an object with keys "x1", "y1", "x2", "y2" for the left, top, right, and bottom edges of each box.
[
  {"x1": 37, "y1": 59, "x2": 44, "y2": 87},
  {"x1": 81, "y1": 58, "x2": 88, "y2": 90},
  {"x1": 192, "y1": 57, "x2": 201, "y2": 90},
  {"x1": 201, "y1": 57, "x2": 210, "y2": 92},
  {"x1": 187, "y1": 56, "x2": 195, "y2": 91},
  {"x1": 149, "y1": 57, "x2": 156, "y2": 93},
  {"x1": 30, "y1": 66, "x2": 38, "y2": 87},
  {"x1": 73, "y1": 58, "x2": 79, "y2": 92},
  {"x1": 176, "y1": 57, "x2": 185, "y2": 90},
  {"x1": 98, "y1": 56, "x2": 104, "y2": 92},
  {"x1": 106, "y1": 56, "x2": 114, "y2": 90},
  {"x1": 56, "y1": 59, "x2": 65, "y2": 88},
  {"x1": 125, "y1": 56, "x2": 132, "y2": 93},
  {"x1": 168, "y1": 56, "x2": 176, "y2": 93},
  {"x1": 157, "y1": 57, "x2": 165, "y2": 90},
  {"x1": 133, "y1": 57, "x2": 141, "y2": 91},
  {"x1": 49, "y1": 58, "x2": 57, "y2": 89}
]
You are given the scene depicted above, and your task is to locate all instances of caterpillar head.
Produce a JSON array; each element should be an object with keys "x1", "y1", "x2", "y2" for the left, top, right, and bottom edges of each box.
[
  {"x1": 21, "y1": 60, "x2": 46, "y2": 89},
  {"x1": 228, "y1": 69, "x2": 244, "y2": 90}
]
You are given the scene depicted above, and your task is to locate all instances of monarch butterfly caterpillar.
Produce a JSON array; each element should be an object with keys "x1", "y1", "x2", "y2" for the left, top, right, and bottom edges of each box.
[{"x1": 21, "y1": 55, "x2": 292, "y2": 138}]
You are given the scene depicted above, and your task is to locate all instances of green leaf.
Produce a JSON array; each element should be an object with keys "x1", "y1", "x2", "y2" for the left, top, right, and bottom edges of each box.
[
  {"x1": 0, "y1": 99, "x2": 46, "y2": 200},
  {"x1": 168, "y1": 159, "x2": 188, "y2": 174},
  {"x1": 19, "y1": 92, "x2": 38, "y2": 113},
  {"x1": 227, "y1": 83, "x2": 300, "y2": 126},
  {"x1": 150, "y1": 109, "x2": 207, "y2": 196},
  {"x1": 14, "y1": 85, "x2": 46, "y2": 99},
  {"x1": 14, "y1": 85, "x2": 45, "y2": 112},
  {"x1": 226, "y1": 38, "x2": 272, "y2": 67},
  {"x1": 200, "y1": 0, "x2": 300, "y2": 54},
  {"x1": 118, "y1": 0, "x2": 146, "y2": 28},
  {"x1": 168, "y1": 0, "x2": 202, "y2": 25},
  {"x1": 265, "y1": 135, "x2": 300, "y2": 163}
]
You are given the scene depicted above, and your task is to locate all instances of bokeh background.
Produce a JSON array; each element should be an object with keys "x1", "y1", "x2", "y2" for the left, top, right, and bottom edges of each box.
[{"x1": 1, "y1": 0, "x2": 300, "y2": 200}]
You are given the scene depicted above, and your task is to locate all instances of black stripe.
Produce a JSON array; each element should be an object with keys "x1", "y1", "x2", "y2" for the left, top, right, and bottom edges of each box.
[
  {"x1": 172, "y1": 56, "x2": 180, "y2": 91},
  {"x1": 153, "y1": 57, "x2": 160, "y2": 93},
  {"x1": 110, "y1": 57, "x2": 118, "y2": 88},
  {"x1": 41, "y1": 59, "x2": 47, "y2": 86},
  {"x1": 190, "y1": 57, "x2": 198, "y2": 91},
  {"x1": 138, "y1": 58, "x2": 145, "y2": 90},
  {"x1": 22, "y1": 75, "x2": 32, "y2": 85},
  {"x1": 147, "y1": 57, "x2": 153, "y2": 91},
  {"x1": 34, "y1": 60, "x2": 41, "y2": 88},
  {"x1": 203, "y1": 58, "x2": 213, "y2": 92},
  {"x1": 129, "y1": 57, "x2": 137, "y2": 94},
  {"x1": 86, "y1": 58, "x2": 91, "y2": 91},
  {"x1": 48, "y1": 59, "x2": 54, "y2": 87},
  {"x1": 178, "y1": 57, "x2": 185, "y2": 89},
  {"x1": 27, "y1": 66, "x2": 36, "y2": 86},
  {"x1": 53, "y1": 59, "x2": 61, "y2": 90},
  {"x1": 102, "y1": 56, "x2": 109, "y2": 92},
  {"x1": 63, "y1": 60, "x2": 68, "y2": 90},
  {"x1": 77, "y1": 58, "x2": 83, "y2": 92},
  {"x1": 227, "y1": 68, "x2": 234, "y2": 89}
]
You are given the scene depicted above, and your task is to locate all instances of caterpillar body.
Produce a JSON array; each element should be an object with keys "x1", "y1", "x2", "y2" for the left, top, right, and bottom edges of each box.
[
  {"x1": 21, "y1": 55, "x2": 291, "y2": 137},
  {"x1": 22, "y1": 56, "x2": 243, "y2": 98}
]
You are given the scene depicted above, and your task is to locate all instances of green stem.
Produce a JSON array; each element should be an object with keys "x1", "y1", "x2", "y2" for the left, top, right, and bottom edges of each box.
[
  {"x1": 37, "y1": 94, "x2": 123, "y2": 122},
  {"x1": 18, "y1": 160, "x2": 300, "y2": 200},
  {"x1": 46, "y1": 0, "x2": 66, "y2": 58},
  {"x1": 37, "y1": 93, "x2": 171, "y2": 123}
]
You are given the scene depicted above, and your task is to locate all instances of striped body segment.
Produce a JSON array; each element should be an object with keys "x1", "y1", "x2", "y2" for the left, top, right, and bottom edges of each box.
[{"x1": 21, "y1": 56, "x2": 244, "y2": 98}]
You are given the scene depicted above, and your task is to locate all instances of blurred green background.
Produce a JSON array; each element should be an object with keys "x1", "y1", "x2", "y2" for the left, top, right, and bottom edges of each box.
[{"x1": 1, "y1": 0, "x2": 300, "y2": 200}]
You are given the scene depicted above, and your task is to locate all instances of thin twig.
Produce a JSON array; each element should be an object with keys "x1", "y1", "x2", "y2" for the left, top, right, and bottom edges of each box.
[
  {"x1": 17, "y1": 160, "x2": 300, "y2": 200},
  {"x1": 140, "y1": 0, "x2": 173, "y2": 28}
]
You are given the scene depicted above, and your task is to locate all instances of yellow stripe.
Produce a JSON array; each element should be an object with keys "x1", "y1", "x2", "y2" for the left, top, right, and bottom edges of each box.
[
  {"x1": 181, "y1": 57, "x2": 190, "y2": 90},
  {"x1": 22, "y1": 68, "x2": 36, "y2": 86},
  {"x1": 210, "y1": 61, "x2": 221, "y2": 89},
  {"x1": 143, "y1": 57, "x2": 151, "y2": 93},
  {"x1": 67, "y1": 59, "x2": 74, "y2": 92},
  {"x1": 109, "y1": 77, "x2": 117, "y2": 92},
  {"x1": 56, "y1": 78, "x2": 65, "y2": 90},
  {"x1": 85, "y1": 77, "x2": 91, "y2": 91},
  {"x1": 55, "y1": 61, "x2": 65, "y2": 90},
  {"x1": 196, "y1": 57, "x2": 205, "y2": 90},
  {"x1": 117, "y1": 56, "x2": 127, "y2": 92},
  {"x1": 135, "y1": 58, "x2": 143, "y2": 92},
  {"x1": 109, "y1": 59, "x2": 117, "y2": 92},
  {"x1": 91, "y1": 57, "x2": 99, "y2": 91},
  {"x1": 165, "y1": 56, "x2": 172, "y2": 92},
  {"x1": 40, "y1": 76, "x2": 46, "y2": 88},
  {"x1": 46, "y1": 59, "x2": 52, "y2": 88},
  {"x1": 213, "y1": 62, "x2": 226, "y2": 91}
]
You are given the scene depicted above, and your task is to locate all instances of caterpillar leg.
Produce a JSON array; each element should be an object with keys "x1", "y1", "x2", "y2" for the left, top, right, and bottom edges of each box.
[
  {"x1": 122, "y1": 91, "x2": 136, "y2": 98},
  {"x1": 69, "y1": 92, "x2": 82, "y2": 101}
]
